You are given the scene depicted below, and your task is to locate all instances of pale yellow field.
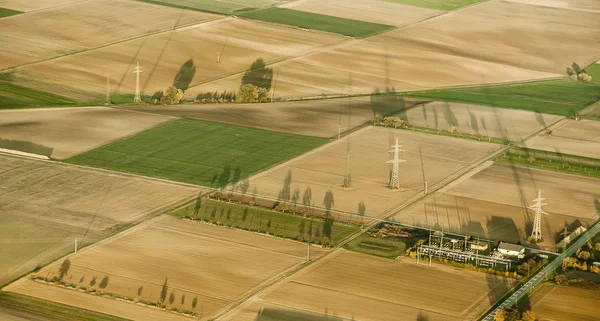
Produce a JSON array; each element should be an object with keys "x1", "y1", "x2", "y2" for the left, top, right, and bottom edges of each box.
[
  {"x1": 505, "y1": 0, "x2": 600, "y2": 12},
  {"x1": 525, "y1": 119, "x2": 600, "y2": 159},
  {"x1": 220, "y1": 250, "x2": 514, "y2": 321},
  {"x1": 7, "y1": 216, "x2": 325, "y2": 320},
  {"x1": 406, "y1": 102, "x2": 563, "y2": 141},
  {"x1": 0, "y1": 0, "x2": 218, "y2": 70},
  {"x1": 0, "y1": 107, "x2": 175, "y2": 159},
  {"x1": 15, "y1": 17, "x2": 347, "y2": 100},
  {"x1": 0, "y1": 0, "x2": 82, "y2": 12},
  {"x1": 280, "y1": 0, "x2": 442, "y2": 27},
  {"x1": 530, "y1": 284, "x2": 600, "y2": 321},
  {"x1": 248, "y1": 126, "x2": 500, "y2": 218},
  {"x1": 0, "y1": 155, "x2": 197, "y2": 285},
  {"x1": 393, "y1": 163, "x2": 599, "y2": 250},
  {"x1": 196, "y1": 0, "x2": 600, "y2": 99},
  {"x1": 121, "y1": 97, "x2": 423, "y2": 138}
]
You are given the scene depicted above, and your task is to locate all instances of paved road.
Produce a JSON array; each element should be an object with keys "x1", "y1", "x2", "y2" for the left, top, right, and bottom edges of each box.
[{"x1": 481, "y1": 220, "x2": 600, "y2": 321}]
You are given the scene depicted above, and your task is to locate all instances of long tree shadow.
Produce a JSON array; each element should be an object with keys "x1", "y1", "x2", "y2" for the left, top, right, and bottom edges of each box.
[
  {"x1": 255, "y1": 308, "x2": 344, "y2": 321},
  {"x1": 370, "y1": 86, "x2": 407, "y2": 121},
  {"x1": 242, "y1": 58, "x2": 273, "y2": 91},
  {"x1": 173, "y1": 59, "x2": 196, "y2": 91}
]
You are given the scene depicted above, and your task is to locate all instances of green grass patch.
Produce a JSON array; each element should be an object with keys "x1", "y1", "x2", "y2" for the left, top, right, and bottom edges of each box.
[
  {"x1": 402, "y1": 64, "x2": 600, "y2": 116},
  {"x1": 0, "y1": 7, "x2": 22, "y2": 18},
  {"x1": 0, "y1": 79, "x2": 78, "y2": 109},
  {"x1": 242, "y1": 8, "x2": 395, "y2": 38},
  {"x1": 0, "y1": 139, "x2": 53, "y2": 157},
  {"x1": 344, "y1": 234, "x2": 407, "y2": 259},
  {"x1": 171, "y1": 198, "x2": 359, "y2": 245},
  {"x1": 494, "y1": 147, "x2": 600, "y2": 178},
  {"x1": 0, "y1": 291, "x2": 129, "y2": 321},
  {"x1": 67, "y1": 118, "x2": 328, "y2": 186},
  {"x1": 382, "y1": 0, "x2": 484, "y2": 11}
]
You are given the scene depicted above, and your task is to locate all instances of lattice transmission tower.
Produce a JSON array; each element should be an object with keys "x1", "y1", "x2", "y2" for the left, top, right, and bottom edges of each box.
[
  {"x1": 529, "y1": 190, "x2": 549, "y2": 242},
  {"x1": 386, "y1": 138, "x2": 405, "y2": 189},
  {"x1": 133, "y1": 61, "x2": 143, "y2": 103}
]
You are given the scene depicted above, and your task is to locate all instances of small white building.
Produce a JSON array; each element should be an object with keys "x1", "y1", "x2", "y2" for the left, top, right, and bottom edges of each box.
[{"x1": 497, "y1": 242, "x2": 525, "y2": 258}]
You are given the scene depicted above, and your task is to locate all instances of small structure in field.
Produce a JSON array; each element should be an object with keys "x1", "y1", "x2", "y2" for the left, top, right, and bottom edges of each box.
[
  {"x1": 470, "y1": 241, "x2": 489, "y2": 251},
  {"x1": 497, "y1": 242, "x2": 525, "y2": 258}
]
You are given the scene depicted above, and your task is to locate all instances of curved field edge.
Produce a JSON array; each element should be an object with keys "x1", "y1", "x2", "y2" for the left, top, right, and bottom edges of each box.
[
  {"x1": 382, "y1": 0, "x2": 486, "y2": 11},
  {"x1": 400, "y1": 64, "x2": 600, "y2": 116},
  {"x1": 66, "y1": 118, "x2": 329, "y2": 186},
  {"x1": 0, "y1": 291, "x2": 130, "y2": 321},
  {"x1": 241, "y1": 8, "x2": 395, "y2": 38}
]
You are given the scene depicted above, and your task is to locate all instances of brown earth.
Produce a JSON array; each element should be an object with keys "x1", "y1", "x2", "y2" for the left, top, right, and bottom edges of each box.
[
  {"x1": 530, "y1": 284, "x2": 600, "y2": 321},
  {"x1": 0, "y1": 107, "x2": 175, "y2": 159},
  {"x1": 524, "y1": 119, "x2": 600, "y2": 159},
  {"x1": 405, "y1": 102, "x2": 564, "y2": 142},
  {"x1": 0, "y1": 0, "x2": 82, "y2": 12},
  {"x1": 219, "y1": 250, "x2": 515, "y2": 321},
  {"x1": 0, "y1": 155, "x2": 197, "y2": 285},
  {"x1": 393, "y1": 163, "x2": 599, "y2": 250},
  {"x1": 7, "y1": 216, "x2": 325, "y2": 321},
  {"x1": 0, "y1": 0, "x2": 218, "y2": 70},
  {"x1": 280, "y1": 0, "x2": 442, "y2": 27},
  {"x1": 247, "y1": 126, "x2": 500, "y2": 218},
  {"x1": 121, "y1": 97, "x2": 423, "y2": 138},
  {"x1": 14, "y1": 17, "x2": 347, "y2": 100}
]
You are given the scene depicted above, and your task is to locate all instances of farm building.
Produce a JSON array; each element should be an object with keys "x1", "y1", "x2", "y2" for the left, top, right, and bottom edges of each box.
[{"x1": 497, "y1": 242, "x2": 525, "y2": 258}]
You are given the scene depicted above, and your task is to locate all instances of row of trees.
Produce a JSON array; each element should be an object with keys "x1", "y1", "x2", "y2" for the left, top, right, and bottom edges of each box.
[
  {"x1": 494, "y1": 309, "x2": 538, "y2": 321},
  {"x1": 567, "y1": 62, "x2": 592, "y2": 82},
  {"x1": 561, "y1": 241, "x2": 600, "y2": 274}
]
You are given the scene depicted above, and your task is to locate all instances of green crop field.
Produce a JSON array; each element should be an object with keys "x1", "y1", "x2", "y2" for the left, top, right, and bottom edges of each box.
[
  {"x1": 171, "y1": 198, "x2": 359, "y2": 246},
  {"x1": 0, "y1": 7, "x2": 22, "y2": 18},
  {"x1": 242, "y1": 8, "x2": 394, "y2": 38},
  {"x1": 134, "y1": 0, "x2": 288, "y2": 14},
  {"x1": 382, "y1": 0, "x2": 484, "y2": 11},
  {"x1": 67, "y1": 119, "x2": 328, "y2": 186},
  {"x1": 402, "y1": 64, "x2": 600, "y2": 116},
  {"x1": 0, "y1": 80, "x2": 78, "y2": 109}
]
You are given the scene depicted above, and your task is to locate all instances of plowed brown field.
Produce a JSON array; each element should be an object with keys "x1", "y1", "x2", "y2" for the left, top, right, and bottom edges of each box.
[
  {"x1": 530, "y1": 284, "x2": 600, "y2": 321},
  {"x1": 525, "y1": 119, "x2": 600, "y2": 159}
]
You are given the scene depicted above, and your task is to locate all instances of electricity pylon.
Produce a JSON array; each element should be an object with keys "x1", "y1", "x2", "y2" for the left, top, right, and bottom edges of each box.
[
  {"x1": 529, "y1": 190, "x2": 549, "y2": 242},
  {"x1": 386, "y1": 138, "x2": 406, "y2": 189},
  {"x1": 133, "y1": 61, "x2": 143, "y2": 103}
]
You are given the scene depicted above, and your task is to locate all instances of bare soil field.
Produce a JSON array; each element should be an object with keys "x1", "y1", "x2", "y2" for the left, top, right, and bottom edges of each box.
[
  {"x1": 220, "y1": 250, "x2": 514, "y2": 321},
  {"x1": 505, "y1": 0, "x2": 600, "y2": 13},
  {"x1": 0, "y1": 0, "x2": 218, "y2": 70},
  {"x1": 15, "y1": 17, "x2": 346, "y2": 100},
  {"x1": 393, "y1": 163, "x2": 599, "y2": 249},
  {"x1": 406, "y1": 102, "x2": 563, "y2": 142},
  {"x1": 280, "y1": 0, "x2": 442, "y2": 27},
  {"x1": 248, "y1": 126, "x2": 500, "y2": 218},
  {"x1": 0, "y1": 107, "x2": 175, "y2": 159},
  {"x1": 6, "y1": 216, "x2": 325, "y2": 320},
  {"x1": 530, "y1": 284, "x2": 600, "y2": 321},
  {"x1": 121, "y1": 97, "x2": 422, "y2": 138},
  {"x1": 0, "y1": 155, "x2": 196, "y2": 285},
  {"x1": 524, "y1": 119, "x2": 600, "y2": 159},
  {"x1": 0, "y1": 0, "x2": 82, "y2": 12},
  {"x1": 198, "y1": 0, "x2": 600, "y2": 99}
]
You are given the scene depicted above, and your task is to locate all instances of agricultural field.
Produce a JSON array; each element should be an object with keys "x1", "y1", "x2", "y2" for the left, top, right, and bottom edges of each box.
[
  {"x1": 0, "y1": 0, "x2": 81, "y2": 12},
  {"x1": 505, "y1": 0, "x2": 600, "y2": 12},
  {"x1": 219, "y1": 250, "x2": 514, "y2": 321},
  {"x1": 383, "y1": 0, "x2": 485, "y2": 11},
  {"x1": 0, "y1": 0, "x2": 219, "y2": 70},
  {"x1": 280, "y1": 0, "x2": 441, "y2": 27},
  {"x1": 67, "y1": 118, "x2": 328, "y2": 186},
  {"x1": 403, "y1": 64, "x2": 600, "y2": 116},
  {"x1": 392, "y1": 163, "x2": 599, "y2": 250},
  {"x1": 13, "y1": 17, "x2": 346, "y2": 101},
  {"x1": 0, "y1": 78, "x2": 78, "y2": 109},
  {"x1": 405, "y1": 102, "x2": 563, "y2": 142},
  {"x1": 241, "y1": 8, "x2": 395, "y2": 38},
  {"x1": 582, "y1": 100, "x2": 600, "y2": 120},
  {"x1": 247, "y1": 126, "x2": 500, "y2": 218},
  {"x1": 0, "y1": 155, "x2": 196, "y2": 286},
  {"x1": 6, "y1": 215, "x2": 326, "y2": 320},
  {"x1": 0, "y1": 7, "x2": 20, "y2": 17},
  {"x1": 530, "y1": 284, "x2": 600, "y2": 321},
  {"x1": 199, "y1": 0, "x2": 600, "y2": 99},
  {"x1": 0, "y1": 107, "x2": 175, "y2": 159},
  {"x1": 137, "y1": 0, "x2": 291, "y2": 14},
  {"x1": 525, "y1": 120, "x2": 600, "y2": 159},
  {"x1": 122, "y1": 96, "x2": 423, "y2": 138}
]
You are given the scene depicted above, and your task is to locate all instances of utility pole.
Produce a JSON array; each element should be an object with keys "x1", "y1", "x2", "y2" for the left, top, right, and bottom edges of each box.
[
  {"x1": 133, "y1": 61, "x2": 143, "y2": 103},
  {"x1": 74, "y1": 238, "x2": 78, "y2": 253},
  {"x1": 307, "y1": 243, "x2": 310, "y2": 262},
  {"x1": 386, "y1": 138, "x2": 405, "y2": 189},
  {"x1": 105, "y1": 72, "x2": 111, "y2": 105},
  {"x1": 529, "y1": 190, "x2": 549, "y2": 242}
]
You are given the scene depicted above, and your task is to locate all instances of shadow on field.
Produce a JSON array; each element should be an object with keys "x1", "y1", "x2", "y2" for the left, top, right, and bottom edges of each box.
[
  {"x1": 486, "y1": 216, "x2": 520, "y2": 244},
  {"x1": 553, "y1": 219, "x2": 585, "y2": 243},
  {"x1": 416, "y1": 311, "x2": 429, "y2": 321},
  {"x1": 254, "y1": 308, "x2": 344, "y2": 321},
  {"x1": 371, "y1": 87, "x2": 408, "y2": 121},
  {"x1": 486, "y1": 273, "x2": 511, "y2": 311},
  {"x1": 173, "y1": 59, "x2": 196, "y2": 91},
  {"x1": 242, "y1": 58, "x2": 273, "y2": 91}
]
